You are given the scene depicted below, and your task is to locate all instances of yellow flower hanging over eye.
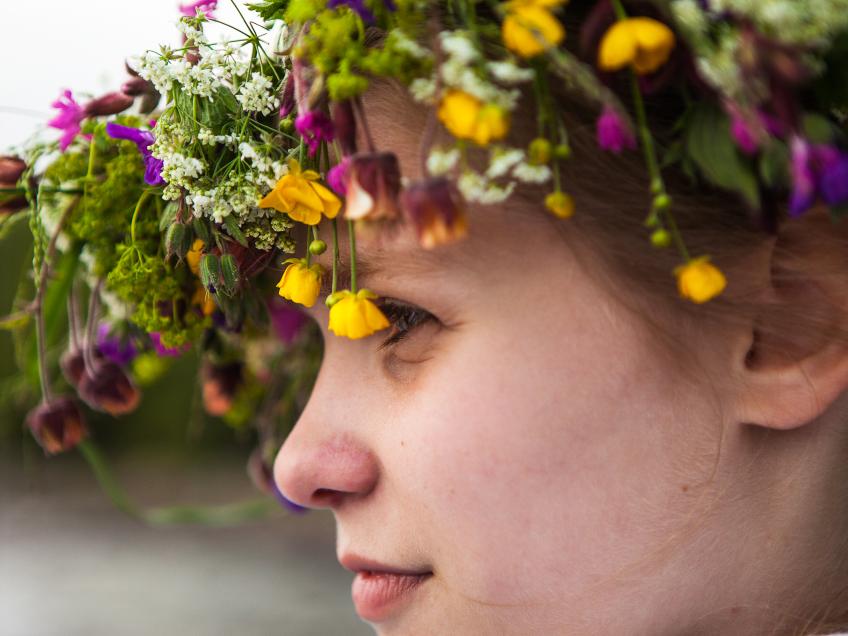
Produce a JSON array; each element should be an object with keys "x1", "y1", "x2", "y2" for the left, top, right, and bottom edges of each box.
[
  {"x1": 437, "y1": 89, "x2": 509, "y2": 146},
  {"x1": 259, "y1": 159, "x2": 342, "y2": 226},
  {"x1": 327, "y1": 289, "x2": 390, "y2": 340},
  {"x1": 598, "y1": 17, "x2": 676, "y2": 75},
  {"x1": 674, "y1": 256, "x2": 727, "y2": 304},
  {"x1": 277, "y1": 258, "x2": 325, "y2": 308},
  {"x1": 502, "y1": 0, "x2": 567, "y2": 59}
]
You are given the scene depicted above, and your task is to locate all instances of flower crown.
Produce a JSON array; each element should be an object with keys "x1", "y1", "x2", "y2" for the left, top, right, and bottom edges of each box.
[{"x1": 4, "y1": 0, "x2": 848, "y2": 508}]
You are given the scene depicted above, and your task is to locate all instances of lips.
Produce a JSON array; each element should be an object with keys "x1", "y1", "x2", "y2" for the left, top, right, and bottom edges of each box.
[{"x1": 340, "y1": 554, "x2": 433, "y2": 622}]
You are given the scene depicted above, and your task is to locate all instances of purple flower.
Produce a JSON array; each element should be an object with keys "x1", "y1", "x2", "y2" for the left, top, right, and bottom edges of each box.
[
  {"x1": 96, "y1": 324, "x2": 138, "y2": 366},
  {"x1": 326, "y1": 156, "x2": 352, "y2": 196},
  {"x1": 596, "y1": 105, "x2": 636, "y2": 154},
  {"x1": 48, "y1": 89, "x2": 85, "y2": 152},
  {"x1": 149, "y1": 332, "x2": 191, "y2": 357},
  {"x1": 789, "y1": 136, "x2": 848, "y2": 216},
  {"x1": 730, "y1": 111, "x2": 760, "y2": 156},
  {"x1": 295, "y1": 110, "x2": 335, "y2": 157},
  {"x1": 327, "y1": 0, "x2": 376, "y2": 23},
  {"x1": 106, "y1": 122, "x2": 165, "y2": 186},
  {"x1": 269, "y1": 299, "x2": 309, "y2": 345},
  {"x1": 179, "y1": 0, "x2": 217, "y2": 18}
]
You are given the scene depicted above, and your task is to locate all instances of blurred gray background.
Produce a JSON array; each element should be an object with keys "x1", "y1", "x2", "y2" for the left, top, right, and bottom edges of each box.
[{"x1": 0, "y1": 2, "x2": 370, "y2": 634}]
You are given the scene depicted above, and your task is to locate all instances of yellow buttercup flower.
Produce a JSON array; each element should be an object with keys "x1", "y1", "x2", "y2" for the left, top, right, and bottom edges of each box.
[
  {"x1": 259, "y1": 159, "x2": 342, "y2": 225},
  {"x1": 277, "y1": 258, "x2": 325, "y2": 308},
  {"x1": 674, "y1": 256, "x2": 726, "y2": 304},
  {"x1": 437, "y1": 89, "x2": 509, "y2": 146},
  {"x1": 598, "y1": 17, "x2": 676, "y2": 75},
  {"x1": 544, "y1": 191, "x2": 574, "y2": 219},
  {"x1": 328, "y1": 289, "x2": 390, "y2": 340},
  {"x1": 186, "y1": 239, "x2": 204, "y2": 276},
  {"x1": 192, "y1": 285, "x2": 217, "y2": 316},
  {"x1": 502, "y1": 0, "x2": 567, "y2": 59}
]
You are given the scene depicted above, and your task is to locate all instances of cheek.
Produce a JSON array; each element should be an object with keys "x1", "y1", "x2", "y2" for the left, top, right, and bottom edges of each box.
[{"x1": 381, "y1": 292, "x2": 710, "y2": 606}]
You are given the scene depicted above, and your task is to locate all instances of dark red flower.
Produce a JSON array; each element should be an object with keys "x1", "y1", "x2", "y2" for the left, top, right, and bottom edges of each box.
[
  {"x1": 26, "y1": 396, "x2": 87, "y2": 455},
  {"x1": 345, "y1": 152, "x2": 402, "y2": 221},
  {"x1": 400, "y1": 177, "x2": 468, "y2": 248},
  {"x1": 77, "y1": 361, "x2": 141, "y2": 416}
]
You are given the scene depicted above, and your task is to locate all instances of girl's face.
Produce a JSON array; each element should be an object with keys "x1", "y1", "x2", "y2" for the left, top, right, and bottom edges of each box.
[{"x1": 274, "y1": 103, "x2": 745, "y2": 634}]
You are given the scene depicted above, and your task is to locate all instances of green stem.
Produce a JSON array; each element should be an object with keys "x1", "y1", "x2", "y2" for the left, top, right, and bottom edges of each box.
[
  {"x1": 77, "y1": 438, "x2": 283, "y2": 527},
  {"x1": 331, "y1": 218, "x2": 339, "y2": 295},
  {"x1": 611, "y1": 0, "x2": 627, "y2": 20},
  {"x1": 347, "y1": 219, "x2": 358, "y2": 293},
  {"x1": 130, "y1": 191, "x2": 153, "y2": 245}
]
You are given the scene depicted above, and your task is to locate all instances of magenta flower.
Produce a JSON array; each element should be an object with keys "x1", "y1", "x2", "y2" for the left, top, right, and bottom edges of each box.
[
  {"x1": 730, "y1": 112, "x2": 759, "y2": 156},
  {"x1": 149, "y1": 332, "x2": 191, "y2": 357},
  {"x1": 269, "y1": 299, "x2": 308, "y2": 345},
  {"x1": 179, "y1": 0, "x2": 217, "y2": 18},
  {"x1": 295, "y1": 110, "x2": 335, "y2": 157},
  {"x1": 105, "y1": 122, "x2": 165, "y2": 186},
  {"x1": 596, "y1": 105, "x2": 636, "y2": 153},
  {"x1": 48, "y1": 89, "x2": 86, "y2": 152},
  {"x1": 326, "y1": 156, "x2": 352, "y2": 196},
  {"x1": 788, "y1": 135, "x2": 848, "y2": 216}
]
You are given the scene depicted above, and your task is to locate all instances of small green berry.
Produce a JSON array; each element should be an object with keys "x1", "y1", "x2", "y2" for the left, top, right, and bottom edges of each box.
[
  {"x1": 554, "y1": 144, "x2": 571, "y2": 160},
  {"x1": 653, "y1": 193, "x2": 671, "y2": 210},
  {"x1": 651, "y1": 228, "x2": 672, "y2": 248},
  {"x1": 309, "y1": 239, "x2": 327, "y2": 255}
]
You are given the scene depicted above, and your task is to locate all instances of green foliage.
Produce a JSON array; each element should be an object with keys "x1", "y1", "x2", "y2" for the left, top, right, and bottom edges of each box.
[
  {"x1": 684, "y1": 102, "x2": 761, "y2": 209},
  {"x1": 246, "y1": 0, "x2": 290, "y2": 21}
]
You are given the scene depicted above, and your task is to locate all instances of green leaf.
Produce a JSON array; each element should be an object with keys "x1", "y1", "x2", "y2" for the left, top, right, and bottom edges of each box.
[
  {"x1": 199, "y1": 253, "x2": 221, "y2": 292},
  {"x1": 685, "y1": 103, "x2": 760, "y2": 209},
  {"x1": 158, "y1": 201, "x2": 179, "y2": 231},
  {"x1": 246, "y1": 0, "x2": 290, "y2": 22},
  {"x1": 220, "y1": 254, "x2": 240, "y2": 296},
  {"x1": 758, "y1": 140, "x2": 789, "y2": 188},
  {"x1": 0, "y1": 310, "x2": 31, "y2": 331},
  {"x1": 193, "y1": 218, "x2": 212, "y2": 244},
  {"x1": 223, "y1": 214, "x2": 248, "y2": 247}
]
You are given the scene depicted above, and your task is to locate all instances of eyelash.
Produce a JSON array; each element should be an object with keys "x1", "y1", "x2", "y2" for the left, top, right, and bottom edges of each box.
[{"x1": 376, "y1": 298, "x2": 437, "y2": 350}]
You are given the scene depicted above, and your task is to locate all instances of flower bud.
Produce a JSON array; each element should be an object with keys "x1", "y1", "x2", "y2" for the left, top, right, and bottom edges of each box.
[
  {"x1": 650, "y1": 228, "x2": 671, "y2": 248},
  {"x1": 345, "y1": 152, "x2": 402, "y2": 221},
  {"x1": 201, "y1": 360, "x2": 243, "y2": 416},
  {"x1": 279, "y1": 73, "x2": 296, "y2": 118},
  {"x1": 528, "y1": 138, "x2": 552, "y2": 165},
  {"x1": 26, "y1": 396, "x2": 87, "y2": 455},
  {"x1": 121, "y1": 77, "x2": 153, "y2": 97},
  {"x1": 309, "y1": 239, "x2": 327, "y2": 255},
  {"x1": 60, "y1": 348, "x2": 87, "y2": 388},
  {"x1": 0, "y1": 156, "x2": 26, "y2": 184},
  {"x1": 331, "y1": 100, "x2": 357, "y2": 156},
  {"x1": 77, "y1": 361, "x2": 141, "y2": 416},
  {"x1": 83, "y1": 92, "x2": 135, "y2": 117},
  {"x1": 400, "y1": 177, "x2": 468, "y2": 249}
]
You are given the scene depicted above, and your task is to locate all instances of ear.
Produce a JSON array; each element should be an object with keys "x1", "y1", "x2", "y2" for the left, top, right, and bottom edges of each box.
[{"x1": 731, "y1": 206, "x2": 848, "y2": 431}]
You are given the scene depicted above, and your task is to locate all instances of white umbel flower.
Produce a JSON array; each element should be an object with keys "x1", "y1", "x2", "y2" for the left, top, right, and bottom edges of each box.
[
  {"x1": 236, "y1": 72, "x2": 280, "y2": 115},
  {"x1": 513, "y1": 162, "x2": 552, "y2": 184},
  {"x1": 426, "y1": 147, "x2": 461, "y2": 176}
]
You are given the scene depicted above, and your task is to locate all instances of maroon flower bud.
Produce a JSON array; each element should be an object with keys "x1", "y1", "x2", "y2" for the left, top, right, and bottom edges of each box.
[
  {"x1": 77, "y1": 360, "x2": 141, "y2": 416},
  {"x1": 331, "y1": 100, "x2": 357, "y2": 156},
  {"x1": 279, "y1": 73, "x2": 296, "y2": 118},
  {"x1": 83, "y1": 92, "x2": 135, "y2": 118},
  {"x1": 201, "y1": 360, "x2": 243, "y2": 416},
  {"x1": 345, "y1": 152, "x2": 402, "y2": 221},
  {"x1": 121, "y1": 77, "x2": 152, "y2": 97},
  {"x1": 26, "y1": 396, "x2": 87, "y2": 455},
  {"x1": 0, "y1": 156, "x2": 26, "y2": 184},
  {"x1": 400, "y1": 177, "x2": 469, "y2": 249},
  {"x1": 60, "y1": 348, "x2": 87, "y2": 388}
]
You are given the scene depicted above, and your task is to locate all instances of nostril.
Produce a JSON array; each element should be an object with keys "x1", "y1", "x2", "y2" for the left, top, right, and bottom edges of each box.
[{"x1": 312, "y1": 488, "x2": 344, "y2": 507}]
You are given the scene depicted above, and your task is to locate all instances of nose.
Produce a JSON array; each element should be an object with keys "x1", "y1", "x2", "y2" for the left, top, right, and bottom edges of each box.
[{"x1": 274, "y1": 425, "x2": 380, "y2": 510}]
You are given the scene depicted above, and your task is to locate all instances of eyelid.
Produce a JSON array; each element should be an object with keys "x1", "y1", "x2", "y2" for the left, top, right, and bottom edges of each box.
[{"x1": 376, "y1": 298, "x2": 438, "y2": 351}]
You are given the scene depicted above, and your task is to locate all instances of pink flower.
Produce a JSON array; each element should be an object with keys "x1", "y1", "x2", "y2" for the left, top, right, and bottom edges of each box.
[
  {"x1": 327, "y1": 156, "x2": 352, "y2": 196},
  {"x1": 596, "y1": 105, "x2": 636, "y2": 154},
  {"x1": 179, "y1": 0, "x2": 217, "y2": 18},
  {"x1": 295, "y1": 110, "x2": 335, "y2": 157},
  {"x1": 48, "y1": 89, "x2": 85, "y2": 152}
]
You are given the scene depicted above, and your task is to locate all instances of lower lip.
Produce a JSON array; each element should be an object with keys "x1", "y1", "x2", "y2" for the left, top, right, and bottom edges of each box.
[{"x1": 351, "y1": 571, "x2": 432, "y2": 621}]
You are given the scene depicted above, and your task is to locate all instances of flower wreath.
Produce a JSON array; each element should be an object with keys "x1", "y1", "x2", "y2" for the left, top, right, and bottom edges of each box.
[{"x1": 3, "y1": 0, "x2": 848, "y2": 518}]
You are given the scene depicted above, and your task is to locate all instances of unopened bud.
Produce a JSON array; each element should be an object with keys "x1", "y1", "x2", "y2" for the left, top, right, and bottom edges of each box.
[
  {"x1": 78, "y1": 361, "x2": 141, "y2": 416},
  {"x1": 309, "y1": 239, "x2": 327, "y2": 255},
  {"x1": 121, "y1": 77, "x2": 152, "y2": 97},
  {"x1": 528, "y1": 138, "x2": 552, "y2": 165},
  {"x1": 0, "y1": 156, "x2": 26, "y2": 184},
  {"x1": 84, "y1": 92, "x2": 135, "y2": 117},
  {"x1": 26, "y1": 396, "x2": 87, "y2": 455},
  {"x1": 554, "y1": 144, "x2": 571, "y2": 160},
  {"x1": 651, "y1": 228, "x2": 672, "y2": 248},
  {"x1": 653, "y1": 193, "x2": 672, "y2": 211}
]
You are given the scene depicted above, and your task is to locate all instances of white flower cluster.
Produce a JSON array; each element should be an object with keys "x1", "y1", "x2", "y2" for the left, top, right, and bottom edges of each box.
[
  {"x1": 446, "y1": 144, "x2": 552, "y2": 205},
  {"x1": 236, "y1": 72, "x2": 280, "y2": 115},
  {"x1": 706, "y1": 0, "x2": 848, "y2": 45},
  {"x1": 438, "y1": 30, "x2": 521, "y2": 110}
]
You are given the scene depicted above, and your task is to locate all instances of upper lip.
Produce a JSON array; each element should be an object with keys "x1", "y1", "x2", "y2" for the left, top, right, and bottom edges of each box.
[{"x1": 339, "y1": 553, "x2": 433, "y2": 576}]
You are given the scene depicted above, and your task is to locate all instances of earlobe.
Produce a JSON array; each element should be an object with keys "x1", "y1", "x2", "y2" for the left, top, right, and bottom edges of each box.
[
  {"x1": 731, "y1": 207, "x2": 848, "y2": 431},
  {"x1": 735, "y1": 336, "x2": 848, "y2": 430}
]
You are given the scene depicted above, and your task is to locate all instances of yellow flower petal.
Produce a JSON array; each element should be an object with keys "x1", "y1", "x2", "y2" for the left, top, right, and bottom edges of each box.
[
  {"x1": 186, "y1": 239, "x2": 204, "y2": 276},
  {"x1": 328, "y1": 290, "x2": 390, "y2": 340},
  {"x1": 277, "y1": 260, "x2": 323, "y2": 308},
  {"x1": 502, "y1": 5, "x2": 565, "y2": 59},
  {"x1": 437, "y1": 90, "x2": 481, "y2": 140},
  {"x1": 674, "y1": 256, "x2": 727, "y2": 304},
  {"x1": 259, "y1": 161, "x2": 341, "y2": 225},
  {"x1": 598, "y1": 17, "x2": 676, "y2": 75}
]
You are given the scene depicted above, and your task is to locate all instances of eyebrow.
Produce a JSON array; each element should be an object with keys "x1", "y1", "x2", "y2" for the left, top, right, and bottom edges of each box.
[{"x1": 318, "y1": 246, "x2": 448, "y2": 298}]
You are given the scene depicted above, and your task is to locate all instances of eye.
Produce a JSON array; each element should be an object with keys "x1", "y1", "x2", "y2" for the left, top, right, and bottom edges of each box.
[{"x1": 375, "y1": 298, "x2": 438, "y2": 350}]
